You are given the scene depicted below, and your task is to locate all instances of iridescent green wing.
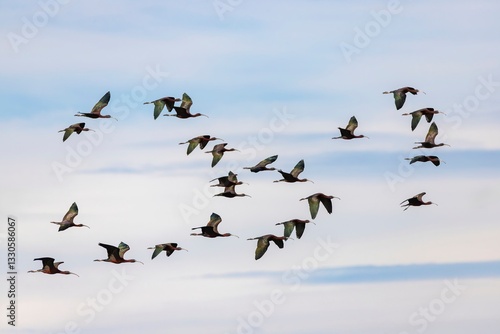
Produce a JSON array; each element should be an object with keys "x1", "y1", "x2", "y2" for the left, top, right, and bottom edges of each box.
[
  {"x1": 207, "y1": 213, "x2": 222, "y2": 233},
  {"x1": 290, "y1": 159, "x2": 305, "y2": 178},
  {"x1": 186, "y1": 138, "x2": 200, "y2": 155},
  {"x1": 308, "y1": 196, "x2": 320, "y2": 219},
  {"x1": 425, "y1": 122, "x2": 438, "y2": 144},
  {"x1": 91, "y1": 91, "x2": 110, "y2": 115},
  {"x1": 180, "y1": 93, "x2": 193, "y2": 111},
  {"x1": 345, "y1": 116, "x2": 358, "y2": 133},
  {"x1": 151, "y1": 245, "x2": 164, "y2": 259},
  {"x1": 394, "y1": 90, "x2": 406, "y2": 110},
  {"x1": 153, "y1": 100, "x2": 166, "y2": 120},
  {"x1": 258, "y1": 155, "x2": 278, "y2": 167},
  {"x1": 411, "y1": 111, "x2": 423, "y2": 131},
  {"x1": 118, "y1": 242, "x2": 130, "y2": 258},
  {"x1": 279, "y1": 221, "x2": 295, "y2": 238},
  {"x1": 255, "y1": 237, "x2": 270, "y2": 260},
  {"x1": 62, "y1": 202, "x2": 78, "y2": 222}
]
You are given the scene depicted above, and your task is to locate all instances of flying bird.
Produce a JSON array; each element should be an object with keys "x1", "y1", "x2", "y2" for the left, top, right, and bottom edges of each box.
[
  {"x1": 275, "y1": 219, "x2": 314, "y2": 239},
  {"x1": 164, "y1": 93, "x2": 208, "y2": 119},
  {"x1": 94, "y1": 242, "x2": 143, "y2": 264},
  {"x1": 75, "y1": 91, "x2": 117, "y2": 120},
  {"x1": 148, "y1": 243, "x2": 188, "y2": 259},
  {"x1": 400, "y1": 192, "x2": 437, "y2": 211},
  {"x1": 402, "y1": 108, "x2": 446, "y2": 131},
  {"x1": 50, "y1": 202, "x2": 89, "y2": 232},
  {"x1": 274, "y1": 159, "x2": 313, "y2": 183},
  {"x1": 413, "y1": 122, "x2": 450, "y2": 149},
  {"x1": 28, "y1": 257, "x2": 79, "y2": 276},
  {"x1": 179, "y1": 135, "x2": 223, "y2": 155},
  {"x1": 247, "y1": 234, "x2": 289, "y2": 260},
  {"x1": 332, "y1": 116, "x2": 369, "y2": 140},
  {"x1": 190, "y1": 213, "x2": 238, "y2": 238},
  {"x1": 300, "y1": 193, "x2": 340, "y2": 219},
  {"x1": 144, "y1": 96, "x2": 181, "y2": 119},
  {"x1": 383, "y1": 87, "x2": 424, "y2": 110},
  {"x1": 405, "y1": 155, "x2": 444, "y2": 166},
  {"x1": 213, "y1": 184, "x2": 251, "y2": 198},
  {"x1": 59, "y1": 123, "x2": 94, "y2": 142},
  {"x1": 210, "y1": 171, "x2": 245, "y2": 188},
  {"x1": 205, "y1": 143, "x2": 239, "y2": 167},
  {"x1": 243, "y1": 155, "x2": 278, "y2": 173}
]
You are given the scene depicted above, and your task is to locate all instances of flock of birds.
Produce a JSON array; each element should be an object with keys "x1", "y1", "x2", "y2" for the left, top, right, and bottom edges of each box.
[{"x1": 30, "y1": 87, "x2": 448, "y2": 276}]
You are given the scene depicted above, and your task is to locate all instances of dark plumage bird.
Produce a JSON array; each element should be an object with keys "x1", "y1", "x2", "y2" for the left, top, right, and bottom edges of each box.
[
  {"x1": 213, "y1": 184, "x2": 251, "y2": 198},
  {"x1": 94, "y1": 242, "x2": 143, "y2": 264},
  {"x1": 59, "y1": 123, "x2": 94, "y2": 142},
  {"x1": 179, "y1": 135, "x2": 223, "y2": 155},
  {"x1": 144, "y1": 96, "x2": 181, "y2": 119},
  {"x1": 247, "y1": 234, "x2": 289, "y2": 260},
  {"x1": 148, "y1": 243, "x2": 188, "y2": 259},
  {"x1": 75, "y1": 91, "x2": 117, "y2": 120},
  {"x1": 210, "y1": 171, "x2": 245, "y2": 188},
  {"x1": 50, "y1": 202, "x2": 89, "y2": 232},
  {"x1": 402, "y1": 108, "x2": 446, "y2": 131},
  {"x1": 405, "y1": 155, "x2": 444, "y2": 166},
  {"x1": 28, "y1": 257, "x2": 79, "y2": 276},
  {"x1": 383, "y1": 86, "x2": 424, "y2": 110},
  {"x1": 164, "y1": 93, "x2": 207, "y2": 119},
  {"x1": 274, "y1": 159, "x2": 313, "y2": 183},
  {"x1": 275, "y1": 219, "x2": 314, "y2": 239},
  {"x1": 400, "y1": 192, "x2": 437, "y2": 211},
  {"x1": 413, "y1": 122, "x2": 450, "y2": 149},
  {"x1": 205, "y1": 143, "x2": 239, "y2": 167},
  {"x1": 243, "y1": 155, "x2": 278, "y2": 173},
  {"x1": 332, "y1": 116, "x2": 368, "y2": 140},
  {"x1": 300, "y1": 193, "x2": 340, "y2": 219},
  {"x1": 190, "y1": 213, "x2": 238, "y2": 238}
]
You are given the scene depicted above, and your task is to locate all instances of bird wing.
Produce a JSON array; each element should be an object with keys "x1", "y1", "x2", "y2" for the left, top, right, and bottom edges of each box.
[
  {"x1": 270, "y1": 236, "x2": 285, "y2": 249},
  {"x1": 163, "y1": 97, "x2": 177, "y2": 112},
  {"x1": 180, "y1": 93, "x2": 193, "y2": 110},
  {"x1": 211, "y1": 151, "x2": 224, "y2": 167},
  {"x1": 346, "y1": 116, "x2": 358, "y2": 133},
  {"x1": 307, "y1": 196, "x2": 320, "y2": 219},
  {"x1": 394, "y1": 90, "x2": 406, "y2": 110},
  {"x1": 423, "y1": 108, "x2": 435, "y2": 123},
  {"x1": 118, "y1": 242, "x2": 130, "y2": 258},
  {"x1": 35, "y1": 257, "x2": 55, "y2": 270},
  {"x1": 425, "y1": 122, "x2": 438, "y2": 144},
  {"x1": 290, "y1": 159, "x2": 305, "y2": 178},
  {"x1": 428, "y1": 156, "x2": 441, "y2": 166},
  {"x1": 198, "y1": 135, "x2": 212, "y2": 150},
  {"x1": 416, "y1": 192, "x2": 426, "y2": 202},
  {"x1": 255, "y1": 237, "x2": 270, "y2": 260},
  {"x1": 207, "y1": 213, "x2": 222, "y2": 233},
  {"x1": 319, "y1": 195, "x2": 333, "y2": 214},
  {"x1": 411, "y1": 111, "x2": 423, "y2": 131},
  {"x1": 151, "y1": 245, "x2": 164, "y2": 259},
  {"x1": 408, "y1": 155, "x2": 424, "y2": 164},
  {"x1": 165, "y1": 243, "x2": 178, "y2": 257},
  {"x1": 227, "y1": 171, "x2": 238, "y2": 183},
  {"x1": 186, "y1": 138, "x2": 200, "y2": 155},
  {"x1": 153, "y1": 100, "x2": 166, "y2": 120},
  {"x1": 99, "y1": 243, "x2": 120, "y2": 259},
  {"x1": 62, "y1": 127, "x2": 75, "y2": 142},
  {"x1": 71, "y1": 123, "x2": 85, "y2": 134},
  {"x1": 258, "y1": 155, "x2": 278, "y2": 167},
  {"x1": 295, "y1": 222, "x2": 306, "y2": 239},
  {"x1": 279, "y1": 221, "x2": 295, "y2": 238},
  {"x1": 91, "y1": 91, "x2": 110, "y2": 115},
  {"x1": 62, "y1": 202, "x2": 78, "y2": 222}
]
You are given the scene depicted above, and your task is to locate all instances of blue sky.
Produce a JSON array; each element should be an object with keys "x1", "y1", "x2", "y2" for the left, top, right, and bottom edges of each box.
[{"x1": 1, "y1": 1, "x2": 500, "y2": 333}]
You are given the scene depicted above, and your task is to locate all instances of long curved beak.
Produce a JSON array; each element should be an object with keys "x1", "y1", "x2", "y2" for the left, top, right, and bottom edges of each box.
[{"x1": 70, "y1": 272, "x2": 80, "y2": 277}]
